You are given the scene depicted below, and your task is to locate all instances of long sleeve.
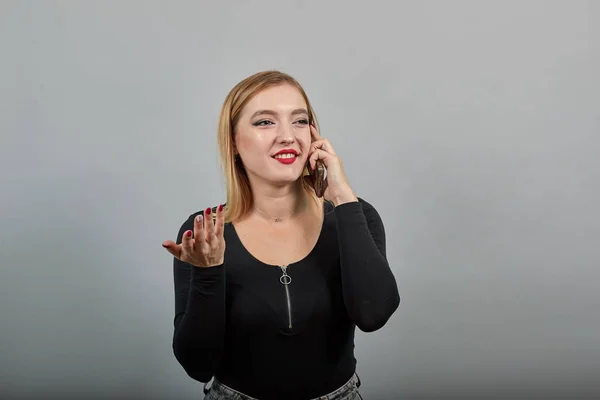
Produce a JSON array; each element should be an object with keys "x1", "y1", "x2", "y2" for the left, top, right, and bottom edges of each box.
[
  {"x1": 172, "y1": 212, "x2": 225, "y2": 382},
  {"x1": 334, "y1": 198, "x2": 400, "y2": 332}
]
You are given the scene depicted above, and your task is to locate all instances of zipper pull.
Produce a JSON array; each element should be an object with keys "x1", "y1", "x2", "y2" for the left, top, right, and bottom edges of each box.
[{"x1": 279, "y1": 265, "x2": 292, "y2": 285}]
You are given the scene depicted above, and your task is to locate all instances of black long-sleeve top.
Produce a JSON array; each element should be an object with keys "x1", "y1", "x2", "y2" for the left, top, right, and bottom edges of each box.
[{"x1": 172, "y1": 198, "x2": 400, "y2": 400}]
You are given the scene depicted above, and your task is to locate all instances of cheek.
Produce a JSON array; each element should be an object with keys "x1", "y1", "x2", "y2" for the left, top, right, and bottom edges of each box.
[
  {"x1": 236, "y1": 130, "x2": 271, "y2": 157},
  {"x1": 299, "y1": 133, "x2": 312, "y2": 153}
]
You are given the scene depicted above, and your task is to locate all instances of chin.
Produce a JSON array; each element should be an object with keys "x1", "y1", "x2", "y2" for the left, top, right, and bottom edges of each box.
[
  {"x1": 251, "y1": 161, "x2": 304, "y2": 185},
  {"x1": 266, "y1": 171, "x2": 303, "y2": 185},
  {"x1": 275, "y1": 174, "x2": 302, "y2": 184}
]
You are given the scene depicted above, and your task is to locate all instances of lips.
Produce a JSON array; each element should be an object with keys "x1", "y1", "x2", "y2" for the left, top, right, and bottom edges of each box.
[
  {"x1": 272, "y1": 149, "x2": 299, "y2": 164},
  {"x1": 272, "y1": 149, "x2": 299, "y2": 157}
]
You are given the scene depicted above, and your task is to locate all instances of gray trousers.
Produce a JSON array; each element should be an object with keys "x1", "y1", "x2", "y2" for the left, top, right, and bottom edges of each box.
[{"x1": 203, "y1": 373, "x2": 363, "y2": 400}]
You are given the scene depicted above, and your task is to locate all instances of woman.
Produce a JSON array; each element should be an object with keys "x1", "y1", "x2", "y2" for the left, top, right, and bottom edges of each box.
[{"x1": 162, "y1": 71, "x2": 400, "y2": 400}]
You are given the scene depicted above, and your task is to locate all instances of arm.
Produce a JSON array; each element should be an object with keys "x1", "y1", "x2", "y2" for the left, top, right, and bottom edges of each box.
[
  {"x1": 172, "y1": 212, "x2": 225, "y2": 382},
  {"x1": 335, "y1": 198, "x2": 400, "y2": 332}
]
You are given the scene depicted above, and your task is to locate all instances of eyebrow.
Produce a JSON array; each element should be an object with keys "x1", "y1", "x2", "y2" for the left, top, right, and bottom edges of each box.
[{"x1": 250, "y1": 108, "x2": 309, "y2": 119}]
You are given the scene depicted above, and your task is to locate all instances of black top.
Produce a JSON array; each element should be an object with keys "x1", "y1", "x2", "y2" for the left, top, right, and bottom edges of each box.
[{"x1": 172, "y1": 198, "x2": 400, "y2": 400}]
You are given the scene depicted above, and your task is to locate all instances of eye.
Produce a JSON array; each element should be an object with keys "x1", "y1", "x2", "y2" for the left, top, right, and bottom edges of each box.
[
  {"x1": 253, "y1": 120, "x2": 274, "y2": 126},
  {"x1": 295, "y1": 119, "x2": 309, "y2": 125}
]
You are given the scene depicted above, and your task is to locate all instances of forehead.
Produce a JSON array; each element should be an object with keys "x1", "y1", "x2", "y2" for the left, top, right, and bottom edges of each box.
[{"x1": 243, "y1": 84, "x2": 307, "y2": 114}]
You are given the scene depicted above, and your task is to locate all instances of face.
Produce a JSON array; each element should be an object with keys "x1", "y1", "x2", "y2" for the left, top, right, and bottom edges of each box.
[{"x1": 233, "y1": 84, "x2": 312, "y2": 185}]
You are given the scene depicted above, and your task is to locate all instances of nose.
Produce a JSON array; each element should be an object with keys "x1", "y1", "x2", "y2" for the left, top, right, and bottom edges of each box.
[{"x1": 275, "y1": 123, "x2": 295, "y2": 144}]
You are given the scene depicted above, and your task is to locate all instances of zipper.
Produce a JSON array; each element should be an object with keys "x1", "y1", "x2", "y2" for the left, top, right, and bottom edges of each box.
[{"x1": 279, "y1": 265, "x2": 293, "y2": 330}]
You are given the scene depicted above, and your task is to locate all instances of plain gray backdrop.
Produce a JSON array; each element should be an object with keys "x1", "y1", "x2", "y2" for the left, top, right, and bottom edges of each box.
[{"x1": 1, "y1": 1, "x2": 599, "y2": 399}]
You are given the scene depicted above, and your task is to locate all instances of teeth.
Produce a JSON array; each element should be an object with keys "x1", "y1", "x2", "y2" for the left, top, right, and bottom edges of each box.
[{"x1": 274, "y1": 153, "x2": 296, "y2": 159}]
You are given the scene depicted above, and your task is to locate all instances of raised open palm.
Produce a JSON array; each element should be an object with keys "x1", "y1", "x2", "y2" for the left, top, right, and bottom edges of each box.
[{"x1": 162, "y1": 204, "x2": 226, "y2": 268}]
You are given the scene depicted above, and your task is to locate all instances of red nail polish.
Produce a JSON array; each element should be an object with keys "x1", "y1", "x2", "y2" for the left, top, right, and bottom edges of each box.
[
  {"x1": 205, "y1": 207, "x2": 211, "y2": 215},
  {"x1": 186, "y1": 231, "x2": 192, "y2": 237},
  {"x1": 218, "y1": 204, "x2": 223, "y2": 212}
]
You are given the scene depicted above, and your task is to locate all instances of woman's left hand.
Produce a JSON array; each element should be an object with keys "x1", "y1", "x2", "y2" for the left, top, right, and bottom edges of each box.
[{"x1": 306, "y1": 124, "x2": 358, "y2": 206}]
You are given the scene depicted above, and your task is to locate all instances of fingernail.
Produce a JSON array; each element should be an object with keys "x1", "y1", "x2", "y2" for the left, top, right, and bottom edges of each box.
[
  {"x1": 205, "y1": 207, "x2": 211, "y2": 215},
  {"x1": 218, "y1": 204, "x2": 223, "y2": 212},
  {"x1": 186, "y1": 231, "x2": 192, "y2": 237},
  {"x1": 196, "y1": 215, "x2": 203, "y2": 223}
]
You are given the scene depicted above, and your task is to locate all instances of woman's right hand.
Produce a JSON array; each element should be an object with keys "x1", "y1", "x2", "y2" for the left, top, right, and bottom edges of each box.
[{"x1": 162, "y1": 204, "x2": 226, "y2": 268}]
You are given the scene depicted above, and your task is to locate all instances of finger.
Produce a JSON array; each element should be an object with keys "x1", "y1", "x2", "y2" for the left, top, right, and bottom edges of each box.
[
  {"x1": 214, "y1": 204, "x2": 225, "y2": 237},
  {"x1": 181, "y1": 229, "x2": 194, "y2": 257},
  {"x1": 194, "y1": 214, "x2": 205, "y2": 243},
  {"x1": 309, "y1": 148, "x2": 332, "y2": 170},
  {"x1": 311, "y1": 139, "x2": 336, "y2": 156},
  {"x1": 321, "y1": 138, "x2": 336, "y2": 155},
  {"x1": 310, "y1": 124, "x2": 322, "y2": 141},
  {"x1": 162, "y1": 240, "x2": 182, "y2": 259},
  {"x1": 204, "y1": 207, "x2": 215, "y2": 238}
]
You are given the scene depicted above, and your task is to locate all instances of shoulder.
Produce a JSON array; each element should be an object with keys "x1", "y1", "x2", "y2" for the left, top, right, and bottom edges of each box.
[
  {"x1": 356, "y1": 196, "x2": 375, "y2": 211},
  {"x1": 331, "y1": 196, "x2": 384, "y2": 225},
  {"x1": 330, "y1": 196, "x2": 380, "y2": 214},
  {"x1": 355, "y1": 197, "x2": 386, "y2": 228},
  {"x1": 357, "y1": 197, "x2": 382, "y2": 218}
]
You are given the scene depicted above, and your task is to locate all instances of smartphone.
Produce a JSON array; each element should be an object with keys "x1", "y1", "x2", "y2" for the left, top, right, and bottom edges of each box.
[{"x1": 308, "y1": 159, "x2": 328, "y2": 197}]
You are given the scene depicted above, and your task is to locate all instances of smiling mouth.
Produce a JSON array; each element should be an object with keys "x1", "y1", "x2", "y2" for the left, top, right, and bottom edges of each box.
[
  {"x1": 272, "y1": 153, "x2": 299, "y2": 164},
  {"x1": 272, "y1": 153, "x2": 298, "y2": 160}
]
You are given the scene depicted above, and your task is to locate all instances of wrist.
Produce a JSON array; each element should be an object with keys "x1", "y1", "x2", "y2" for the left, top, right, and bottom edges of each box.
[
  {"x1": 194, "y1": 261, "x2": 224, "y2": 268},
  {"x1": 331, "y1": 190, "x2": 358, "y2": 207}
]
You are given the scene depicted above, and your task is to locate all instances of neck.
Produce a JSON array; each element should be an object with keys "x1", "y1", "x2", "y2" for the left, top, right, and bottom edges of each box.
[{"x1": 250, "y1": 180, "x2": 309, "y2": 223}]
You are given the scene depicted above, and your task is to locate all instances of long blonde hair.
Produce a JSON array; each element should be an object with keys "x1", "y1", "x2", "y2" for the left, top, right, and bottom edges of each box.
[{"x1": 217, "y1": 70, "x2": 323, "y2": 223}]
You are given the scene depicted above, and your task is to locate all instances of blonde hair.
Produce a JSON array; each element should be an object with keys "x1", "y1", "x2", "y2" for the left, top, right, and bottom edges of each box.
[{"x1": 217, "y1": 70, "x2": 323, "y2": 223}]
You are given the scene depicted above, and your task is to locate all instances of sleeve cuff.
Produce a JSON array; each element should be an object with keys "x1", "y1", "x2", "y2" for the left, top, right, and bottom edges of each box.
[
  {"x1": 190, "y1": 263, "x2": 225, "y2": 280},
  {"x1": 333, "y1": 200, "x2": 364, "y2": 221}
]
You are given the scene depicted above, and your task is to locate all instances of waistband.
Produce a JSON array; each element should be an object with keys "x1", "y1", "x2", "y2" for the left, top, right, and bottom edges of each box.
[{"x1": 203, "y1": 373, "x2": 361, "y2": 400}]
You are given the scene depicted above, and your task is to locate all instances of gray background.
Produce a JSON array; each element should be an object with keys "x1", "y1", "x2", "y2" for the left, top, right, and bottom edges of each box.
[{"x1": 1, "y1": 1, "x2": 598, "y2": 399}]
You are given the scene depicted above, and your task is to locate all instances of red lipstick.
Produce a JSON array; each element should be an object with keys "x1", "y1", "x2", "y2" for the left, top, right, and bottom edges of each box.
[
  {"x1": 272, "y1": 148, "x2": 299, "y2": 164},
  {"x1": 272, "y1": 149, "x2": 298, "y2": 156}
]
